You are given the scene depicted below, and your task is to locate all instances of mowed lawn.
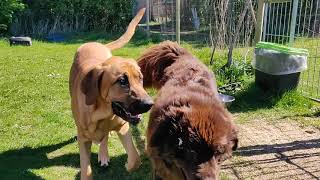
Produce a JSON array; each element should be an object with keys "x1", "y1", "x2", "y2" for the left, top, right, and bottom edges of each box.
[
  {"x1": 0, "y1": 38, "x2": 154, "y2": 179},
  {"x1": 0, "y1": 35, "x2": 319, "y2": 180}
]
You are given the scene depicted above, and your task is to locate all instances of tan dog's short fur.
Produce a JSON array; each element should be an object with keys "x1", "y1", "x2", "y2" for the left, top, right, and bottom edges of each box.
[{"x1": 69, "y1": 8, "x2": 152, "y2": 180}]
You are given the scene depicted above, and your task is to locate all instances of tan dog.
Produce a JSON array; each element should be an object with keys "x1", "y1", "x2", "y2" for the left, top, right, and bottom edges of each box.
[{"x1": 69, "y1": 8, "x2": 153, "y2": 180}]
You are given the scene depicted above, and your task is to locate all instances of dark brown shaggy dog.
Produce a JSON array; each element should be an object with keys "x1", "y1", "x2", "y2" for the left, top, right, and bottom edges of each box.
[{"x1": 138, "y1": 41, "x2": 238, "y2": 180}]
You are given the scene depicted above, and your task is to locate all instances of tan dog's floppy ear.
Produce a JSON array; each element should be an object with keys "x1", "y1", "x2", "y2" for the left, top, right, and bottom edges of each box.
[{"x1": 81, "y1": 67, "x2": 104, "y2": 105}]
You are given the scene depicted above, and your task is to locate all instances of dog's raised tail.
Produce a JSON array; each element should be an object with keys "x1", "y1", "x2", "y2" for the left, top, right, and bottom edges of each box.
[
  {"x1": 106, "y1": 8, "x2": 146, "y2": 50},
  {"x1": 138, "y1": 41, "x2": 187, "y2": 89}
]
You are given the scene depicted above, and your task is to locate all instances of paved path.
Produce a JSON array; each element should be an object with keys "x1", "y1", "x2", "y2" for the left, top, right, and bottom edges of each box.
[{"x1": 222, "y1": 120, "x2": 320, "y2": 180}]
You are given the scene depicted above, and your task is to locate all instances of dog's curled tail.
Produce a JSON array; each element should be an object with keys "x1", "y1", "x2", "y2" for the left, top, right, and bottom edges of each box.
[
  {"x1": 105, "y1": 8, "x2": 146, "y2": 50},
  {"x1": 137, "y1": 41, "x2": 187, "y2": 89}
]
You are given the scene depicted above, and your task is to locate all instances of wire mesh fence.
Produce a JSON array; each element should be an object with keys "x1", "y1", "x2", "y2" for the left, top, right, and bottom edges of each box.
[
  {"x1": 149, "y1": 0, "x2": 257, "y2": 47},
  {"x1": 146, "y1": 0, "x2": 320, "y2": 100},
  {"x1": 261, "y1": 0, "x2": 320, "y2": 100}
]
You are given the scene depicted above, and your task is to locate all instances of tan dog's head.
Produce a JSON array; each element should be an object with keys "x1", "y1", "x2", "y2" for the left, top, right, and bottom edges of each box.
[{"x1": 81, "y1": 57, "x2": 153, "y2": 125}]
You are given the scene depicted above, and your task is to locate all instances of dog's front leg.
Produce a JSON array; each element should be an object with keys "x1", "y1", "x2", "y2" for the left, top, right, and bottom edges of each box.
[
  {"x1": 117, "y1": 122, "x2": 141, "y2": 172},
  {"x1": 79, "y1": 140, "x2": 92, "y2": 180},
  {"x1": 98, "y1": 134, "x2": 110, "y2": 167}
]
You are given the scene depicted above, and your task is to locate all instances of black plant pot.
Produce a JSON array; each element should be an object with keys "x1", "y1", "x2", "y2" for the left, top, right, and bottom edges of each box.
[{"x1": 255, "y1": 70, "x2": 301, "y2": 95}]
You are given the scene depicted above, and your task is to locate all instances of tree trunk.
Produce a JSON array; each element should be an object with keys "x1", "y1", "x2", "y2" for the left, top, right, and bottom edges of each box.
[{"x1": 226, "y1": 0, "x2": 250, "y2": 68}]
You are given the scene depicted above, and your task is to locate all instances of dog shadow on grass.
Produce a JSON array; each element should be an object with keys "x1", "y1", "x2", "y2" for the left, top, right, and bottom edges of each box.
[
  {"x1": 0, "y1": 136, "x2": 151, "y2": 179},
  {"x1": 228, "y1": 82, "x2": 282, "y2": 113}
]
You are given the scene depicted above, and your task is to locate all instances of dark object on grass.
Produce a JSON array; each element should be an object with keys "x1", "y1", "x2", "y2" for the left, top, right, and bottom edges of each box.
[
  {"x1": 9, "y1": 36, "x2": 32, "y2": 46},
  {"x1": 255, "y1": 70, "x2": 301, "y2": 94}
]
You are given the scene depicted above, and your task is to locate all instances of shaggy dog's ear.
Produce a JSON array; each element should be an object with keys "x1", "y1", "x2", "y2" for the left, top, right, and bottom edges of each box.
[
  {"x1": 81, "y1": 67, "x2": 104, "y2": 105},
  {"x1": 137, "y1": 41, "x2": 184, "y2": 88}
]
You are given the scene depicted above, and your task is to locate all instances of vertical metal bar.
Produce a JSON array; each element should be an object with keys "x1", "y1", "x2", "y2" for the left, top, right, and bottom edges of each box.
[
  {"x1": 275, "y1": 3, "x2": 280, "y2": 43},
  {"x1": 157, "y1": 2, "x2": 161, "y2": 34},
  {"x1": 306, "y1": 0, "x2": 313, "y2": 93},
  {"x1": 299, "y1": 0, "x2": 306, "y2": 93},
  {"x1": 240, "y1": 1, "x2": 243, "y2": 47},
  {"x1": 312, "y1": 1, "x2": 318, "y2": 38},
  {"x1": 278, "y1": 2, "x2": 284, "y2": 44},
  {"x1": 165, "y1": 2, "x2": 168, "y2": 33},
  {"x1": 289, "y1": 0, "x2": 299, "y2": 46},
  {"x1": 297, "y1": 0, "x2": 303, "y2": 37},
  {"x1": 176, "y1": 0, "x2": 180, "y2": 44},
  {"x1": 286, "y1": 1, "x2": 292, "y2": 45},
  {"x1": 270, "y1": 3, "x2": 275, "y2": 43},
  {"x1": 255, "y1": 0, "x2": 265, "y2": 44},
  {"x1": 311, "y1": 0, "x2": 318, "y2": 96},
  {"x1": 268, "y1": 2, "x2": 273, "y2": 42},
  {"x1": 317, "y1": 21, "x2": 320, "y2": 98},
  {"x1": 307, "y1": 0, "x2": 314, "y2": 37},
  {"x1": 263, "y1": 3, "x2": 269, "y2": 41},
  {"x1": 171, "y1": 0, "x2": 174, "y2": 41},
  {"x1": 302, "y1": 0, "x2": 308, "y2": 36},
  {"x1": 317, "y1": 4, "x2": 320, "y2": 98},
  {"x1": 146, "y1": 0, "x2": 150, "y2": 37},
  {"x1": 281, "y1": 2, "x2": 288, "y2": 44}
]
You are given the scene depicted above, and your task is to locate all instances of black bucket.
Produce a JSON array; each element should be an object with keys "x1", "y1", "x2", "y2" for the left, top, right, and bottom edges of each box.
[{"x1": 255, "y1": 70, "x2": 301, "y2": 94}]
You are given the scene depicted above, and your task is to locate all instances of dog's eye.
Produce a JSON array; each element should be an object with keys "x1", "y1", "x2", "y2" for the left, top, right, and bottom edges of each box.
[{"x1": 118, "y1": 75, "x2": 129, "y2": 87}]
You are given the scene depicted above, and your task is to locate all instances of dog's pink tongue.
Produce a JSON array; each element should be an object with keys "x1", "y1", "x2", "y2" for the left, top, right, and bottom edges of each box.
[{"x1": 133, "y1": 114, "x2": 142, "y2": 119}]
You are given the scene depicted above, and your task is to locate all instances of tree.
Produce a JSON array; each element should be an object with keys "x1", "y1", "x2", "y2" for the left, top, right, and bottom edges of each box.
[
  {"x1": 0, "y1": 0, "x2": 24, "y2": 34},
  {"x1": 208, "y1": 0, "x2": 256, "y2": 67}
]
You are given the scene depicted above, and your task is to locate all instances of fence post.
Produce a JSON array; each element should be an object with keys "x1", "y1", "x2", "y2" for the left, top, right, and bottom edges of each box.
[
  {"x1": 289, "y1": 0, "x2": 299, "y2": 46},
  {"x1": 262, "y1": 3, "x2": 269, "y2": 41},
  {"x1": 146, "y1": 0, "x2": 150, "y2": 37},
  {"x1": 255, "y1": 0, "x2": 265, "y2": 44},
  {"x1": 176, "y1": 0, "x2": 181, "y2": 44}
]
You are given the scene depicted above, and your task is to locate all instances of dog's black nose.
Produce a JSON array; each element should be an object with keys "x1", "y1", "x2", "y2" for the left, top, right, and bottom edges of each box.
[
  {"x1": 141, "y1": 98, "x2": 154, "y2": 112},
  {"x1": 132, "y1": 98, "x2": 153, "y2": 113}
]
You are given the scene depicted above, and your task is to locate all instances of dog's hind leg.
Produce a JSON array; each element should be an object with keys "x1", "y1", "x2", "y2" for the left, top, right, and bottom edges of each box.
[
  {"x1": 79, "y1": 140, "x2": 92, "y2": 180},
  {"x1": 98, "y1": 134, "x2": 110, "y2": 167},
  {"x1": 116, "y1": 122, "x2": 141, "y2": 172}
]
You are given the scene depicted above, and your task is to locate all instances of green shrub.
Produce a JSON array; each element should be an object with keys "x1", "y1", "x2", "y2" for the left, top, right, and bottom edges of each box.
[
  {"x1": 0, "y1": 0, "x2": 24, "y2": 34},
  {"x1": 212, "y1": 60, "x2": 253, "y2": 93},
  {"x1": 184, "y1": 45, "x2": 254, "y2": 93},
  {"x1": 10, "y1": 0, "x2": 134, "y2": 36}
]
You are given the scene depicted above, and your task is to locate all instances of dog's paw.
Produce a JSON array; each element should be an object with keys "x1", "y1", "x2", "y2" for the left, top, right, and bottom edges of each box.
[
  {"x1": 98, "y1": 139, "x2": 110, "y2": 167},
  {"x1": 98, "y1": 159, "x2": 110, "y2": 167},
  {"x1": 98, "y1": 154, "x2": 110, "y2": 167},
  {"x1": 125, "y1": 157, "x2": 141, "y2": 172}
]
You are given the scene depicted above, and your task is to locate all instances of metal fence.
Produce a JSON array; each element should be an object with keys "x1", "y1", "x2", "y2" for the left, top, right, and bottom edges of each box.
[
  {"x1": 146, "y1": 0, "x2": 320, "y2": 100},
  {"x1": 259, "y1": 0, "x2": 320, "y2": 100},
  {"x1": 148, "y1": 0, "x2": 257, "y2": 47}
]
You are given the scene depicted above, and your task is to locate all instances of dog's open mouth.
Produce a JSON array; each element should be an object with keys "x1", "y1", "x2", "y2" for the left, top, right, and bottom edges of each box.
[{"x1": 111, "y1": 101, "x2": 142, "y2": 125}]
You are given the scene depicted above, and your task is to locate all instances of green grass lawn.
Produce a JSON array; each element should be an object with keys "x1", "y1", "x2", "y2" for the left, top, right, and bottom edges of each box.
[
  {"x1": 0, "y1": 37, "x2": 154, "y2": 179},
  {"x1": 0, "y1": 34, "x2": 319, "y2": 180}
]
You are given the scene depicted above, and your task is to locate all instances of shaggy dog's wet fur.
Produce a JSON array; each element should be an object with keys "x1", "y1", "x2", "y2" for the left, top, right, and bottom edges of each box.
[{"x1": 138, "y1": 41, "x2": 238, "y2": 180}]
